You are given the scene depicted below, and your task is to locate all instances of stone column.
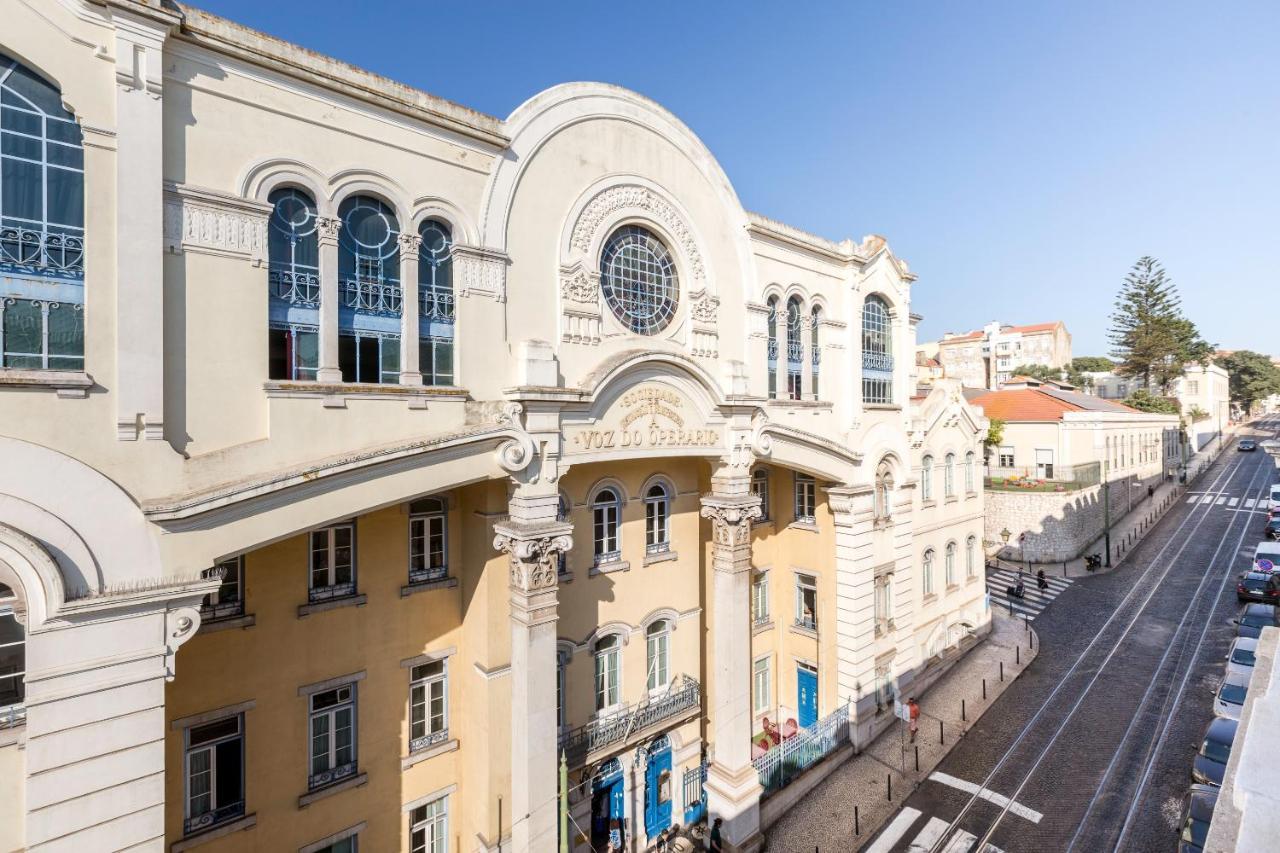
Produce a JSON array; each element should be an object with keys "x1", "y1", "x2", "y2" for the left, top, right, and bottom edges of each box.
[
  {"x1": 493, "y1": 490, "x2": 572, "y2": 853},
  {"x1": 700, "y1": 474, "x2": 763, "y2": 852},
  {"x1": 316, "y1": 216, "x2": 343, "y2": 382},
  {"x1": 398, "y1": 232, "x2": 423, "y2": 385}
]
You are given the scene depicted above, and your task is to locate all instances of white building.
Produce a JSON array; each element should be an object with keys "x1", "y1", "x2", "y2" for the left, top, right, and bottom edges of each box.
[
  {"x1": 1087, "y1": 363, "x2": 1230, "y2": 451},
  {"x1": 929, "y1": 321, "x2": 1072, "y2": 390}
]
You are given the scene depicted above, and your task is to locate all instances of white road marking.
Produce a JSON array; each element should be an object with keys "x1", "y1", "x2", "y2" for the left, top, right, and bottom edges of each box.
[
  {"x1": 866, "y1": 807, "x2": 922, "y2": 853},
  {"x1": 1229, "y1": 497, "x2": 1239, "y2": 507},
  {"x1": 941, "y1": 829, "x2": 978, "y2": 853},
  {"x1": 928, "y1": 771, "x2": 1045, "y2": 824},
  {"x1": 1246, "y1": 498, "x2": 1258, "y2": 508},
  {"x1": 1186, "y1": 496, "x2": 1198, "y2": 504},
  {"x1": 907, "y1": 817, "x2": 949, "y2": 851},
  {"x1": 1215, "y1": 496, "x2": 1227, "y2": 505}
]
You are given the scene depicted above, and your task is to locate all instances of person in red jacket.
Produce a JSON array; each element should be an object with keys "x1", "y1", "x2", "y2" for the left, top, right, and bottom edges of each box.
[{"x1": 908, "y1": 697, "x2": 921, "y2": 743}]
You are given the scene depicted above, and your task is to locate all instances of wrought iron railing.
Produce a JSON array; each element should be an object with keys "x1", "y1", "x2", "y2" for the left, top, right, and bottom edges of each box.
[
  {"x1": 794, "y1": 615, "x2": 817, "y2": 631},
  {"x1": 767, "y1": 339, "x2": 779, "y2": 361},
  {"x1": 594, "y1": 550, "x2": 622, "y2": 568},
  {"x1": 308, "y1": 581, "x2": 355, "y2": 603},
  {"x1": 421, "y1": 289, "x2": 455, "y2": 321},
  {"x1": 645, "y1": 541, "x2": 670, "y2": 556},
  {"x1": 344, "y1": 277, "x2": 402, "y2": 315},
  {"x1": 752, "y1": 701, "x2": 849, "y2": 795},
  {"x1": 409, "y1": 727, "x2": 449, "y2": 754},
  {"x1": 308, "y1": 760, "x2": 357, "y2": 791},
  {"x1": 269, "y1": 268, "x2": 321, "y2": 307},
  {"x1": 559, "y1": 674, "x2": 700, "y2": 766},
  {"x1": 0, "y1": 703, "x2": 25, "y2": 730},
  {"x1": 408, "y1": 565, "x2": 449, "y2": 586},
  {"x1": 0, "y1": 226, "x2": 84, "y2": 276},
  {"x1": 183, "y1": 800, "x2": 245, "y2": 836},
  {"x1": 786, "y1": 340, "x2": 803, "y2": 364},
  {"x1": 863, "y1": 351, "x2": 894, "y2": 372},
  {"x1": 200, "y1": 598, "x2": 244, "y2": 622}
]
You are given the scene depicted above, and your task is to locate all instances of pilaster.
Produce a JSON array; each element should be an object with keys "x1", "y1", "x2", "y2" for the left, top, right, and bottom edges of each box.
[
  {"x1": 316, "y1": 216, "x2": 342, "y2": 382},
  {"x1": 398, "y1": 233, "x2": 423, "y2": 385}
]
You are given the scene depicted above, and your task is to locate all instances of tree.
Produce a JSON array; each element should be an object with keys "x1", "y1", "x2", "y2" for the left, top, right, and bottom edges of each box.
[
  {"x1": 1072, "y1": 356, "x2": 1115, "y2": 373},
  {"x1": 982, "y1": 419, "x2": 1005, "y2": 462},
  {"x1": 1186, "y1": 405, "x2": 1210, "y2": 422},
  {"x1": 1010, "y1": 363, "x2": 1091, "y2": 389},
  {"x1": 1108, "y1": 257, "x2": 1214, "y2": 393},
  {"x1": 1218, "y1": 350, "x2": 1280, "y2": 412},
  {"x1": 1124, "y1": 388, "x2": 1180, "y2": 414}
]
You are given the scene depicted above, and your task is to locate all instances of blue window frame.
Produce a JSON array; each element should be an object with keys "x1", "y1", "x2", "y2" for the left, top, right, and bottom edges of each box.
[
  {"x1": 418, "y1": 219, "x2": 454, "y2": 386},
  {"x1": 785, "y1": 296, "x2": 803, "y2": 400},
  {"x1": 862, "y1": 296, "x2": 893, "y2": 404},
  {"x1": 338, "y1": 195, "x2": 401, "y2": 384},
  {"x1": 267, "y1": 187, "x2": 319, "y2": 380}
]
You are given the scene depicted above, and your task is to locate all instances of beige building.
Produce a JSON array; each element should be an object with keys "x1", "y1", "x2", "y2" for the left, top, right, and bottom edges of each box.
[
  {"x1": 932, "y1": 321, "x2": 1072, "y2": 390},
  {"x1": 1087, "y1": 362, "x2": 1230, "y2": 451},
  {"x1": 0, "y1": 4, "x2": 989, "y2": 853}
]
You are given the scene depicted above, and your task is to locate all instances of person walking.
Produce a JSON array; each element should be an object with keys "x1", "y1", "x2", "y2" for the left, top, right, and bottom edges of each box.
[
  {"x1": 908, "y1": 697, "x2": 920, "y2": 743},
  {"x1": 709, "y1": 817, "x2": 724, "y2": 853},
  {"x1": 1037, "y1": 568, "x2": 1048, "y2": 591}
]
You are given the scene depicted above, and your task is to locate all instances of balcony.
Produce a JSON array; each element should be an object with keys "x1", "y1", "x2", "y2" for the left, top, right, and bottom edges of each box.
[
  {"x1": 183, "y1": 800, "x2": 245, "y2": 837},
  {"x1": 863, "y1": 351, "x2": 894, "y2": 372},
  {"x1": 343, "y1": 277, "x2": 402, "y2": 315},
  {"x1": 559, "y1": 674, "x2": 700, "y2": 767},
  {"x1": 269, "y1": 267, "x2": 320, "y2": 307},
  {"x1": 0, "y1": 226, "x2": 84, "y2": 278}
]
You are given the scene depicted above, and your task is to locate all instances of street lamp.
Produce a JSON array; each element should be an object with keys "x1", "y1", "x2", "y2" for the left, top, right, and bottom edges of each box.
[{"x1": 999, "y1": 527, "x2": 1011, "y2": 565}]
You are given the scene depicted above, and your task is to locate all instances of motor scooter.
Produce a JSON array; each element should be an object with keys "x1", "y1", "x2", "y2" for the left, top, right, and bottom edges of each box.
[{"x1": 1085, "y1": 553, "x2": 1102, "y2": 571}]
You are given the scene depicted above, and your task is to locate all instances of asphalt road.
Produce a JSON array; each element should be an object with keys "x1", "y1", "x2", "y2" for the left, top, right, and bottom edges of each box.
[{"x1": 861, "y1": 418, "x2": 1279, "y2": 853}]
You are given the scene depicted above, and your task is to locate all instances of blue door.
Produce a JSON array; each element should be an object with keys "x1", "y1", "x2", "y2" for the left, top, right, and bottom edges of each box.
[
  {"x1": 592, "y1": 760, "x2": 625, "y2": 849},
  {"x1": 644, "y1": 736, "x2": 673, "y2": 838},
  {"x1": 797, "y1": 665, "x2": 818, "y2": 728}
]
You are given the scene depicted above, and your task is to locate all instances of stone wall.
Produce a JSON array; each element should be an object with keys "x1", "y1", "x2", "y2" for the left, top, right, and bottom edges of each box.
[{"x1": 985, "y1": 473, "x2": 1162, "y2": 562}]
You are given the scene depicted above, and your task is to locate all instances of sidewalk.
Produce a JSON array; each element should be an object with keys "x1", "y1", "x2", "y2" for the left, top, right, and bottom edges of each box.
[{"x1": 762, "y1": 611, "x2": 1037, "y2": 851}]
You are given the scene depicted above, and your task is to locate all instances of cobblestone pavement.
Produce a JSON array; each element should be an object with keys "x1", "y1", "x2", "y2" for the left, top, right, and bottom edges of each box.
[
  {"x1": 861, "y1": 419, "x2": 1278, "y2": 853},
  {"x1": 763, "y1": 612, "x2": 1037, "y2": 851}
]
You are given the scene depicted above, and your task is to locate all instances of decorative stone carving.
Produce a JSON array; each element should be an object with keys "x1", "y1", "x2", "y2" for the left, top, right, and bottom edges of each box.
[
  {"x1": 569, "y1": 185, "x2": 705, "y2": 281},
  {"x1": 561, "y1": 268, "x2": 598, "y2": 304},
  {"x1": 398, "y1": 232, "x2": 422, "y2": 257},
  {"x1": 317, "y1": 216, "x2": 341, "y2": 245},
  {"x1": 700, "y1": 499, "x2": 762, "y2": 548},
  {"x1": 494, "y1": 526, "x2": 573, "y2": 593},
  {"x1": 163, "y1": 184, "x2": 270, "y2": 263},
  {"x1": 454, "y1": 245, "x2": 508, "y2": 302},
  {"x1": 690, "y1": 289, "x2": 720, "y2": 324}
]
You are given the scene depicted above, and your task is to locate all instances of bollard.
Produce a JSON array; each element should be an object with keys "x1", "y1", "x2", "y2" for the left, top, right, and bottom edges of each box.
[
  {"x1": 915, "y1": 746, "x2": 920, "y2": 772},
  {"x1": 939, "y1": 719, "x2": 945, "y2": 745},
  {"x1": 1030, "y1": 630, "x2": 1035, "y2": 650},
  {"x1": 1000, "y1": 661, "x2": 1005, "y2": 682},
  {"x1": 855, "y1": 805, "x2": 860, "y2": 836},
  {"x1": 962, "y1": 698, "x2": 967, "y2": 721},
  {"x1": 1017, "y1": 646, "x2": 1021, "y2": 665},
  {"x1": 1064, "y1": 561, "x2": 1068, "y2": 577},
  {"x1": 888, "y1": 773, "x2": 892, "y2": 801},
  {"x1": 983, "y1": 678, "x2": 987, "y2": 699}
]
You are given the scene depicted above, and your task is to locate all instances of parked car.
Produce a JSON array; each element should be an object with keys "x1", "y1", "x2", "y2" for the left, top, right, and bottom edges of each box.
[
  {"x1": 1252, "y1": 541, "x2": 1280, "y2": 571},
  {"x1": 1213, "y1": 672, "x2": 1249, "y2": 720},
  {"x1": 1192, "y1": 717, "x2": 1238, "y2": 786},
  {"x1": 1235, "y1": 603, "x2": 1279, "y2": 639},
  {"x1": 1270, "y1": 484, "x2": 1280, "y2": 512},
  {"x1": 1177, "y1": 784, "x2": 1218, "y2": 852},
  {"x1": 1265, "y1": 518, "x2": 1280, "y2": 540},
  {"x1": 1239, "y1": 439, "x2": 1257, "y2": 451},
  {"x1": 1236, "y1": 571, "x2": 1280, "y2": 603},
  {"x1": 1226, "y1": 637, "x2": 1258, "y2": 680}
]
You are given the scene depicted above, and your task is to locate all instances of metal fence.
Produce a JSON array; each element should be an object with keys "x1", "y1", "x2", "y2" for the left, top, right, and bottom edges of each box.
[{"x1": 752, "y1": 700, "x2": 850, "y2": 795}]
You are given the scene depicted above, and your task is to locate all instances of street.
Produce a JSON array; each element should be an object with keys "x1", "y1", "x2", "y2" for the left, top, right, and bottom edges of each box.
[{"x1": 862, "y1": 418, "x2": 1278, "y2": 853}]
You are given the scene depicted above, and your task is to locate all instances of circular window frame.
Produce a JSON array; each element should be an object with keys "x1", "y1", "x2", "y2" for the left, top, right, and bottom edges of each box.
[{"x1": 598, "y1": 223, "x2": 681, "y2": 336}]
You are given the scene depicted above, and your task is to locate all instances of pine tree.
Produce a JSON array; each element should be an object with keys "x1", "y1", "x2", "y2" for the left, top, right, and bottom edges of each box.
[{"x1": 1108, "y1": 257, "x2": 1212, "y2": 393}]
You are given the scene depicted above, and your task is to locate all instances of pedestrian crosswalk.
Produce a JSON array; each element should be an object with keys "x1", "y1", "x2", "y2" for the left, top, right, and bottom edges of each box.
[
  {"x1": 1186, "y1": 493, "x2": 1269, "y2": 510},
  {"x1": 984, "y1": 567, "x2": 1072, "y2": 621},
  {"x1": 865, "y1": 807, "x2": 1008, "y2": 853}
]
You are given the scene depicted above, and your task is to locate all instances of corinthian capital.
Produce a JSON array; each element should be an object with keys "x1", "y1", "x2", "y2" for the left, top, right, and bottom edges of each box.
[
  {"x1": 699, "y1": 494, "x2": 762, "y2": 549},
  {"x1": 493, "y1": 519, "x2": 573, "y2": 594},
  {"x1": 316, "y1": 216, "x2": 341, "y2": 245}
]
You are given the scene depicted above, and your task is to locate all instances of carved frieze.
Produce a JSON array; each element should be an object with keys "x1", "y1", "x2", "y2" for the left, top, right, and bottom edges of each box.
[
  {"x1": 569, "y1": 185, "x2": 705, "y2": 281},
  {"x1": 163, "y1": 183, "x2": 270, "y2": 263},
  {"x1": 453, "y1": 245, "x2": 508, "y2": 302}
]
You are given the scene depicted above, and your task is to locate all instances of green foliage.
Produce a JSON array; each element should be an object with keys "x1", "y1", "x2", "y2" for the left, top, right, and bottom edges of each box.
[
  {"x1": 1010, "y1": 362, "x2": 1091, "y2": 389},
  {"x1": 1218, "y1": 350, "x2": 1280, "y2": 410},
  {"x1": 1186, "y1": 405, "x2": 1210, "y2": 422},
  {"x1": 1108, "y1": 257, "x2": 1214, "y2": 393},
  {"x1": 1072, "y1": 356, "x2": 1115, "y2": 373},
  {"x1": 983, "y1": 418, "x2": 1005, "y2": 449},
  {"x1": 1124, "y1": 388, "x2": 1180, "y2": 414}
]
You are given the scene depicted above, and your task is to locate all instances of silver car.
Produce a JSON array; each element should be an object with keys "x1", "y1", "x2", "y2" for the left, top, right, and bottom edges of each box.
[
  {"x1": 1226, "y1": 637, "x2": 1258, "y2": 680},
  {"x1": 1213, "y1": 672, "x2": 1249, "y2": 721}
]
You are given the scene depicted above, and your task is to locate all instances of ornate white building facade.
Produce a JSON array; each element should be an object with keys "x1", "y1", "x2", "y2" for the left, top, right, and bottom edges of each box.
[{"x1": 0, "y1": 3, "x2": 989, "y2": 851}]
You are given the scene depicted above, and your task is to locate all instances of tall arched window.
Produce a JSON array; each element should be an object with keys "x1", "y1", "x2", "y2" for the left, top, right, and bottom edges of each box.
[
  {"x1": 944, "y1": 453, "x2": 956, "y2": 497},
  {"x1": 1, "y1": 53, "x2": 85, "y2": 370},
  {"x1": 267, "y1": 187, "x2": 320, "y2": 380},
  {"x1": 594, "y1": 635, "x2": 621, "y2": 711},
  {"x1": 338, "y1": 195, "x2": 400, "y2": 383},
  {"x1": 418, "y1": 219, "x2": 454, "y2": 386},
  {"x1": 945, "y1": 541, "x2": 957, "y2": 587},
  {"x1": 592, "y1": 487, "x2": 622, "y2": 566},
  {"x1": 646, "y1": 620, "x2": 671, "y2": 691},
  {"x1": 786, "y1": 296, "x2": 803, "y2": 400},
  {"x1": 765, "y1": 296, "x2": 779, "y2": 399},
  {"x1": 751, "y1": 467, "x2": 770, "y2": 522},
  {"x1": 0, "y1": 583, "x2": 24, "y2": 724},
  {"x1": 644, "y1": 482, "x2": 671, "y2": 555},
  {"x1": 922, "y1": 549, "x2": 935, "y2": 596},
  {"x1": 965, "y1": 451, "x2": 976, "y2": 493},
  {"x1": 966, "y1": 535, "x2": 977, "y2": 578},
  {"x1": 810, "y1": 305, "x2": 822, "y2": 400},
  {"x1": 556, "y1": 492, "x2": 571, "y2": 577},
  {"x1": 862, "y1": 296, "x2": 893, "y2": 404},
  {"x1": 875, "y1": 459, "x2": 894, "y2": 521},
  {"x1": 921, "y1": 455, "x2": 935, "y2": 502}
]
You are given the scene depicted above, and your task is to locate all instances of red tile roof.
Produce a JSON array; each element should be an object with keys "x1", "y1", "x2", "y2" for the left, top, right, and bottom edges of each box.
[
  {"x1": 967, "y1": 388, "x2": 1140, "y2": 421},
  {"x1": 941, "y1": 321, "x2": 1061, "y2": 343}
]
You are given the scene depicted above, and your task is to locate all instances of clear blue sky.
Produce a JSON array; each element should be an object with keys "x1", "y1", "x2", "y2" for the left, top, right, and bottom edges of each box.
[{"x1": 193, "y1": 0, "x2": 1279, "y2": 357}]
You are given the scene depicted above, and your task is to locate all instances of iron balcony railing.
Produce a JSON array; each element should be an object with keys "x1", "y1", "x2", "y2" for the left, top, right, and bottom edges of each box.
[
  {"x1": 645, "y1": 541, "x2": 671, "y2": 556},
  {"x1": 786, "y1": 340, "x2": 803, "y2": 365},
  {"x1": 343, "y1": 277, "x2": 402, "y2": 315},
  {"x1": 421, "y1": 289, "x2": 455, "y2": 321},
  {"x1": 408, "y1": 565, "x2": 449, "y2": 586},
  {"x1": 308, "y1": 581, "x2": 356, "y2": 604},
  {"x1": 559, "y1": 674, "x2": 700, "y2": 767},
  {"x1": 308, "y1": 760, "x2": 357, "y2": 791},
  {"x1": 752, "y1": 701, "x2": 850, "y2": 795},
  {"x1": 767, "y1": 338, "x2": 779, "y2": 360},
  {"x1": 0, "y1": 703, "x2": 26, "y2": 730},
  {"x1": 863, "y1": 351, "x2": 894, "y2": 372},
  {"x1": 183, "y1": 800, "x2": 245, "y2": 837},
  {"x1": 409, "y1": 727, "x2": 449, "y2": 754},
  {"x1": 0, "y1": 226, "x2": 84, "y2": 277},
  {"x1": 269, "y1": 267, "x2": 321, "y2": 307},
  {"x1": 199, "y1": 598, "x2": 244, "y2": 623}
]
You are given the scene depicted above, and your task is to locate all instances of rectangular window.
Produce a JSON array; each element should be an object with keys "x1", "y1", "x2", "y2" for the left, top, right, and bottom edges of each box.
[
  {"x1": 309, "y1": 524, "x2": 355, "y2": 602},
  {"x1": 863, "y1": 376, "x2": 893, "y2": 406},
  {"x1": 795, "y1": 574, "x2": 817, "y2": 631},
  {"x1": 339, "y1": 333, "x2": 399, "y2": 385},
  {"x1": 314, "y1": 839, "x2": 357, "y2": 853},
  {"x1": 646, "y1": 628, "x2": 669, "y2": 692},
  {"x1": 184, "y1": 714, "x2": 245, "y2": 836},
  {"x1": 202, "y1": 556, "x2": 244, "y2": 622},
  {"x1": 874, "y1": 576, "x2": 893, "y2": 633},
  {"x1": 794, "y1": 473, "x2": 816, "y2": 524},
  {"x1": 753, "y1": 657, "x2": 771, "y2": 714},
  {"x1": 409, "y1": 660, "x2": 448, "y2": 753},
  {"x1": 420, "y1": 336, "x2": 454, "y2": 387},
  {"x1": 269, "y1": 326, "x2": 319, "y2": 381},
  {"x1": 751, "y1": 470, "x2": 770, "y2": 522},
  {"x1": 595, "y1": 641, "x2": 620, "y2": 711},
  {"x1": 409, "y1": 503, "x2": 448, "y2": 584},
  {"x1": 0, "y1": 585, "x2": 24, "y2": 725},
  {"x1": 1, "y1": 298, "x2": 84, "y2": 370},
  {"x1": 751, "y1": 571, "x2": 769, "y2": 625},
  {"x1": 410, "y1": 797, "x2": 448, "y2": 853},
  {"x1": 309, "y1": 684, "x2": 356, "y2": 790},
  {"x1": 997, "y1": 447, "x2": 1014, "y2": 468}
]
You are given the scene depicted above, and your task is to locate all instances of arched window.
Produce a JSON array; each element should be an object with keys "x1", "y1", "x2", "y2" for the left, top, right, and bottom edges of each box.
[
  {"x1": 644, "y1": 482, "x2": 671, "y2": 555},
  {"x1": 752, "y1": 467, "x2": 770, "y2": 522},
  {"x1": 408, "y1": 497, "x2": 448, "y2": 584},
  {"x1": 556, "y1": 492, "x2": 571, "y2": 577},
  {"x1": 921, "y1": 455, "x2": 934, "y2": 502},
  {"x1": 965, "y1": 452, "x2": 976, "y2": 493},
  {"x1": 338, "y1": 195, "x2": 401, "y2": 384},
  {"x1": 966, "y1": 535, "x2": 977, "y2": 578},
  {"x1": 1, "y1": 52, "x2": 85, "y2": 370},
  {"x1": 0, "y1": 583, "x2": 24, "y2": 724},
  {"x1": 418, "y1": 219, "x2": 454, "y2": 386},
  {"x1": 594, "y1": 634, "x2": 621, "y2": 710},
  {"x1": 765, "y1": 296, "x2": 779, "y2": 399},
  {"x1": 599, "y1": 225, "x2": 678, "y2": 335},
  {"x1": 922, "y1": 549, "x2": 935, "y2": 596},
  {"x1": 944, "y1": 453, "x2": 956, "y2": 497},
  {"x1": 646, "y1": 620, "x2": 671, "y2": 691},
  {"x1": 267, "y1": 187, "x2": 320, "y2": 380},
  {"x1": 556, "y1": 647, "x2": 571, "y2": 730},
  {"x1": 862, "y1": 295, "x2": 893, "y2": 404},
  {"x1": 875, "y1": 459, "x2": 894, "y2": 521},
  {"x1": 592, "y1": 487, "x2": 622, "y2": 566},
  {"x1": 945, "y1": 542, "x2": 957, "y2": 587},
  {"x1": 786, "y1": 296, "x2": 803, "y2": 400},
  {"x1": 810, "y1": 305, "x2": 822, "y2": 400}
]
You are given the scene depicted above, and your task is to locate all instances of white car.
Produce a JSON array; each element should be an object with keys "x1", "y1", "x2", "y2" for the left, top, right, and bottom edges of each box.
[
  {"x1": 1226, "y1": 637, "x2": 1258, "y2": 680},
  {"x1": 1213, "y1": 672, "x2": 1249, "y2": 721},
  {"x1": 1270, "y1": 484, "x2": 1280, "y2": 513}
]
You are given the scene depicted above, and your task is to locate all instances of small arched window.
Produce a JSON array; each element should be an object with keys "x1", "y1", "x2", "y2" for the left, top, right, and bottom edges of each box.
[
  {"x1": 922, "y1": 549, "x2": 935, "y2": 596},
  {"x1": 921, "y1": 455, "x2": 935, "y2": 502},
  {"x1": 965, "y1": 452, "x2": 976, "y2": 493},
  {"x1": 752, "y1": 467, "x2": 770, "y2": 522},
  {"x1": 766, "y1": 296, "x2": 779, "y2": 399},
  {"x1": 418, "y1": 219, "x2": 454, "y2": 386},
  {"x1": 594, "y1": 634, "x2": 621, "y2": 710},
  {"x1": 1, "y1": 52, "x2": 86, "y2": 371},
  {"x1": 338, "y1": 195, "x2": 401, "y2": 384},
  {"x1": 875, "y1": 460, "x2": 894, "y2": 521},
  {"x1": 945, "y1": 542, "x2": 957, "y2": 587},
  {"x1": 592, "y1": 487, "x2": 622, "y2": 565},
  {"x1": 786, "y1": 296, "x2": 803, "y2": 400},
  {"x1": 944, "y1": 453, "x2": 956, "y2": 497},
  {"x1": 810, "y1": 305, "x2": 822, "y2": 400},
  {"x1": 966, "y1": 535, "x2": 978, "y2": 578},
  {"x1": 267, "y1": 187, "x2": 320, "y2": 380},
  {"x1": 862, "y1": 296, "x2": 893, "y2": 404},
  {"x1": 408, "y1": 497, "x2": 448, "y2": 584},
  {"x1": 644, "y1": 482, "x2": 671, "y2": 555},
  {"x1": 0, "y1": 582, "x2": 25, "y2": 721},
  {"x1": 646, "y1": 620, "x2": 671, "y2": 691}
]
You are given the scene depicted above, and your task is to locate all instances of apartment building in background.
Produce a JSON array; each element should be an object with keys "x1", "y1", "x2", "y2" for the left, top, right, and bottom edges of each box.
[{"x1": 928, "y1": 321, "x2": 1072, "y2": 390}]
